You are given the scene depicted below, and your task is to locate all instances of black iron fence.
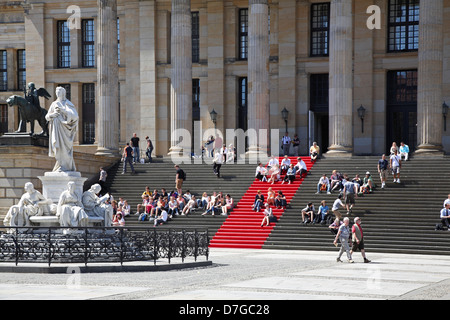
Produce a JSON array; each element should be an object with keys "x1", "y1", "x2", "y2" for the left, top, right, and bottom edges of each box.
[{"x1": 0, "y1": 226, "x2": 209, "y2": 266}]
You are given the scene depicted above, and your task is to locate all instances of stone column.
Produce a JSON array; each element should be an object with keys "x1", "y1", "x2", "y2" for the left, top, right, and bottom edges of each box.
[
  {"x1": 95, "y1": 0, "x2": 120, "y2": 157},
  {"x1": 169, "y1": 0, "x2": 192, "y2": 156},
  {"x1": 247, "y1": 0, "x2": 270, "y2": 159},
  {"x1": 327, "y1": 0, "x2": 353, "y2": 156},
  {"x1": 415, "y1": 0, "x2": 444, "y2": 156}
]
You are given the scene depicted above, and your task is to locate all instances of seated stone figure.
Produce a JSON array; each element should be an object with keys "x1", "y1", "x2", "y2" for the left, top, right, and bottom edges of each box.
[
  {"x1": 81, "y1": 183, "x2": 113, "y2": 227},
  {"x1": 57, "y1": 181, "x2": 89, "y2": 229},
  {"x1": 3, "y1": 182, "x2": 55, "y2": 230}
]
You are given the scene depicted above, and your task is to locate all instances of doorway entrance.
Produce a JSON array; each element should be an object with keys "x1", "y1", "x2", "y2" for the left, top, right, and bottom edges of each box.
[{"x1": 386, "y1": 70, "x2": 418, "y2": 153}]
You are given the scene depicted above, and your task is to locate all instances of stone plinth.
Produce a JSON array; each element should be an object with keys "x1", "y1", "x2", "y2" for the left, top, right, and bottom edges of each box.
[
  {"x1": 37, "y1": 171, "x2": 87, "y2": 204},
  {"x1": 0, "y1": 133, "x2": 48, "y2": 147}
]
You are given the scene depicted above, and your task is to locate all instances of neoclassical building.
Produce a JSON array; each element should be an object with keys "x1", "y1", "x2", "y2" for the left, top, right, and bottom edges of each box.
[{"x1": 0, "y1": 0, "x2": 449, "y2": 158}]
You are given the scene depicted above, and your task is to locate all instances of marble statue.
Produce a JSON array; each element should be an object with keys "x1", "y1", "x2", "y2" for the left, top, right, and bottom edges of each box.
[
  {"x1": 45, "y1": 86, "x2": 78, "y2": 172},
  {"x1": 81, "y1": 184, "x2": 113, "y2": 227},
  {"x1": 3, "y1": 182, "x2": 55, "y2": 229},
  {"x1": 57, "y1": 181, "x2": 89, "y2": 229}
]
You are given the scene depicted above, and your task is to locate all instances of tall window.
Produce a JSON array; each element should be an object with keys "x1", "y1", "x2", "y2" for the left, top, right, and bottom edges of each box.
[
  {"x1": 310, "y1": 3, "x2": 330, "y2": 57},
  {"x1": 310, "y1": 74, "x2": 329, "y2": 112},
  {"x1": 238, "y1": 77, "x2": 248, "y2": 131},
  {"x1": 388, "y1": 0, "x2": 419, "y2": 52},
  {"x1": 58, "y1": 83, "x2": 71, "y2": 101},
  {"x1": 191, "y1": 12, "x2": 200, "y2": 63},
  {"x1": 192, "y1": 79, "x2": 200, "y2": 121},
  {"x1": 82, "y1": 83, "x2": 95, "y2": 144},
  {"x1": 238, "y1": 9, "x2": 248, "y2": 60},
  {"x1": 57, "y1": 20, "x2": 71, "y2": 68},
  {"x1": 17, "y1": 50, "x2": 26, "y2": 91},
  {"x1": 117, "y1": 17, "x2": 121, "y2": 66},
  {"x1": 82, "y1": 19, "x2": 95, "y2": 68},
  {"x1": 0, "y1": 104, "x2": 7, "y2": 133},
  {"x1": 0, "y1": 51, "x2": 6, "y2": 91}
]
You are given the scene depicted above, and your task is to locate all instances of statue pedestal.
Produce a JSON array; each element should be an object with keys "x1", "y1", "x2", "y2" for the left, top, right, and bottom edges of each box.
[
  {"x1": 0, "y1": 132, "x2": 48, "y2": 147},
  {"x1": 38, "y1": 171, "x2": 87, "y2": 204}
]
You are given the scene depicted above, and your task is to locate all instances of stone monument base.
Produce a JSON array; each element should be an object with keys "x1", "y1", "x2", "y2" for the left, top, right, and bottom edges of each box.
[
  {"x1": 38, "y1": 171, "x2": 88, "y2": 204},
  {"x1": 0, "y1": 132, "x2": 48, "y2": 147}
]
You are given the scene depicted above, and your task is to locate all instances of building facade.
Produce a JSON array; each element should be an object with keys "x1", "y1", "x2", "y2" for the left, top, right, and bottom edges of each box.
[{"x1": 0, "y1": 0, "x2": 449, "y2": 158}]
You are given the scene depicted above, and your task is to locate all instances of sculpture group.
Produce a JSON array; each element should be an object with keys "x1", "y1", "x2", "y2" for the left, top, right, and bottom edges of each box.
[
  {"x1": 3, "y1": 86, "x2": 113, "y2": 232},
  {"x1": 3, "y1": 181, "x2": 113, "y2": 232}
]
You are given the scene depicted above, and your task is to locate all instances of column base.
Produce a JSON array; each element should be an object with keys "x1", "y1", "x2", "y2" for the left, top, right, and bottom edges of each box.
[
  {"x1": 168, "y1": 146, "x2": 191, "y2": 164},
  {"x1": 414, "y1": 144, "x2": 444, "y2": 158},
  {"x1": 245, "y1": 146, "x2": 270, "y2": 164},
  {"x1": 324, "y1": 144, "x2": 353, "y2": 158}
]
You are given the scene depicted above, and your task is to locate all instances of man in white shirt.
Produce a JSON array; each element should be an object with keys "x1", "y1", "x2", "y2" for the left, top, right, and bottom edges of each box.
[
  {"x1": 213, "y1": 151, "x2": 223, "y2": 178},
  {"x1": 440, "y1": 202, "x2": 450, "y2": 229},
  {"x1": 255, "y1": 163, "x2": 267, "y2": 181},
  {"x1": 390, "y1": 149, "x2": 402, "y2": 183},
  {"x1": 154, "y1": 209, "x2": 168, "y2": 226},
  {"x1": 282, "y1": 132, "x2": 291, "y2": 156},
  {"x1": 294, "y1": 157, "x2": 308, "y2": 178},
  {"x1": 316, "y1": 174, "x2": 331, "y2": 194},
  {"x1": 280, "y1": 155, "x2": 291, "y2": 174}
]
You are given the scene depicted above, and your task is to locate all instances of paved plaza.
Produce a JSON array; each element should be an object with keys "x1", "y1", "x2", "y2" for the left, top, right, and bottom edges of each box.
[{"x1": 0, "y1": 248, "x2": 449, "y2": 302}]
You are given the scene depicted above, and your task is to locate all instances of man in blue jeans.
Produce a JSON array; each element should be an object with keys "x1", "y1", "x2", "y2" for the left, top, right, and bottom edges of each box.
[
  {"x1": 130, "y1": 133, "x2": 140, "y2": 163},
  {"x1": 122, "y1": 142, "x2": 136, "y2": 174}
]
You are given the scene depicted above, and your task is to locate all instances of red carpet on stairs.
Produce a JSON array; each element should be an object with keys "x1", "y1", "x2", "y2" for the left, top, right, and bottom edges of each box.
[{"x1": 209, "y1": 156, "x2": 314, "y2": 249}]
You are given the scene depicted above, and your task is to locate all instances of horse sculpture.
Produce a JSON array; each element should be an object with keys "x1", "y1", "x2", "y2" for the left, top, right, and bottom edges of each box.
[{"x1": 6, "y1": 95, "x2": 49, "y2": 136}]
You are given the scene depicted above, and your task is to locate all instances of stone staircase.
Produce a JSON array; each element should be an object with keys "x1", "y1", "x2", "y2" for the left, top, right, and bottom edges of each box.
[
  {"x1": 263, "y1": 156, "x2": 450, "y2": 255},
  {"x1": 105, "y1": 155, "x2": 450, "y2": 255}
]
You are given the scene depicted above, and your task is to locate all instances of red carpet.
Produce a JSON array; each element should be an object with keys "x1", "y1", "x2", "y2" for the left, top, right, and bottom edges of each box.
[{"x1": 209, "y1": 157, "x2": 314, "y2": 249}]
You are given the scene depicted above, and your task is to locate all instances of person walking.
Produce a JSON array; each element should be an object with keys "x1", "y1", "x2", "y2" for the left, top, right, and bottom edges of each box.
[
  {"x1": 377, "y1": 154, "x2": 389, "y2": 189},
  {"x1": 350, "y1": 217, "x2": 371, "y2": 263},
  {"x1": 333, "y1": 217, "x2": 354, "y2": 263},
  {"x1": 122, "y1": 143, "x2": 136, "y2": 175},
  {"x1": 390, "y1": 149, "x2": 402, "y2": 183},
  {"x1": 343, "y1": 178, "x2": 357, "y2": 214},
  {"x1": 213, "y1": 151, "x2": 223, "y2": 178}
]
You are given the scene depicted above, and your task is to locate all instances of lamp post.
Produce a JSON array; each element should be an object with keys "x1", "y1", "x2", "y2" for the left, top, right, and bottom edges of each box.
[
  {"x1": 443, "y1": 102, "x2": 449, "y2": 132},
  {"x1": 357, "y1": 105, "x2": 366, "y2": 133},
  {"x1": 281, "y1": 107, "x2": 289, "y2": 133},
  {"x1": 209, "y1": 109, "x2": 217, "y2": 129}
]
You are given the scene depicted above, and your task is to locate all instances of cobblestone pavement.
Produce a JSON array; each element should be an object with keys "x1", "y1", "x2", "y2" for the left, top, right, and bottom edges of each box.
[{"x1": 0, "y1": 248, "x2": 449, "y2": 302}]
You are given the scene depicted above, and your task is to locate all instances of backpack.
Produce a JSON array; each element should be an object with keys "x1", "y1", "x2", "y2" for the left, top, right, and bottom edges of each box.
[
  {"x1": 138, "y1": 212, "x2": 148, "y2": 221},
  {"x1": 181, "y1": 170, "x2": 186, "y2": 181}
]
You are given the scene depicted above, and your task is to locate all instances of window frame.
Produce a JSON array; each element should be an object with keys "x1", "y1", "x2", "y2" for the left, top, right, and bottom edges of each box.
[
  {"x1": 82, "y1": 83, "x2": 96, "y2": 144},
  {"x1": 57, "y1": 20, "x2": 71, "y2": 69},
  {"x1": 191, "y1": 12, "x2": 200, "y2": 63},
  {"x1": 387, "y1": 0, "x2": 420, "y2": 53},
  {"x1": 0, "y1": 50, "x2": 7, "y2": 91},
  {"x1": 310, "y1": 2, "x2": 330, "y2": 57},
  {"x1": 82, "y1": 19, "x2": 95, "y2": 68},
  {"x1": 17, "y1": 49, "x2": 26, "y2": 91},
  {"x1": 238, "y1": 8, "x2": 249, "y2": 61},
  {"x1": 0, "y1": 104, "x2": 7, "y2": 133}
]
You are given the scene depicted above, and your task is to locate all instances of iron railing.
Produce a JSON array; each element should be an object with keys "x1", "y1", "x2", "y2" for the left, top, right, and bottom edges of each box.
[{"x1": 0, "y1": 226, "x2": 209, "y2": 266}]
